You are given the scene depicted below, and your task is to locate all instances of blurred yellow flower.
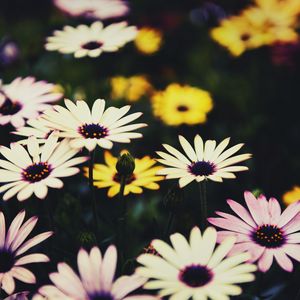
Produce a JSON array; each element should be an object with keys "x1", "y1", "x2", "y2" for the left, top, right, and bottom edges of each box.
[
  {"x1": 211, "y1": 16, "x2": 262, "y2": 56},
  {"x1": 110, "y1": 75, "x2": 153, "y2": 102},
  {"x1": 283, "y1": 186, "x2": 300, "y2": 205},
  {"x1": 84, "y1": 151, "x2": 164, "y2": 197},
  {"x1": 134, "y1": 27, "x2": 163, "y2": 55},
  {"x1": 151, "y1": 83, "x2": 213, "y2": 126},
  {"x1": 211, "y1": 0, "x2": 300, "y2": 56}
]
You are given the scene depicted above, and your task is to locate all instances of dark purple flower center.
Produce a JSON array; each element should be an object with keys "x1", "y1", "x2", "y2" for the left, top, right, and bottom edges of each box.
[
  {"x1": 78, "y1": 124, "x2": 108, "y2": 139},
  {"x1": 0, "y1": 249, "x2": 15, "y2": 273},
  {"x1": 90, "y1": 292, "x2": 114, "y2": 300},
  {"x1": 177, "y1": 105, "x2": 189, "y2": 112},
  {"x1": 179, "y1": 264, "x2": 213, "y2": 287},
  {"x1": 252, "y1": 224, "x2": 285, "y2": 248},
  {"x1": 81, "y1": 41, "x2": 103, "y2": 50},
  {"x1": 240, "y1": 33, "x2": 251, "y2": 41},
  {"x1": 113, "y1": 173, "x2": 136, "y2": 184},
  {"x1": 188, "y1": 161, "x2": 216, "y2": 176},
  {"x1": 22, "y1": 162, "x2": 52, "y2": 183},
  {"x1": 0, "y1": 95, "x2": 22, "y2": 116}
]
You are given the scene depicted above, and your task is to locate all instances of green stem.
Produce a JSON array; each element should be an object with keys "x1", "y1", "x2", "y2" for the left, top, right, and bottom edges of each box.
[
  {"x1": 199, "y1": 181, "x2": 207, "y2": 231},
  {"x1": 89, "y1": 150, "x2": 99, "y2": 238},
  {"x1": 163, "y1": 211, "x2": 175, "y2": 239},
  {"x1": 118, "y1": 175, "x2": 127, "y2": 265}
]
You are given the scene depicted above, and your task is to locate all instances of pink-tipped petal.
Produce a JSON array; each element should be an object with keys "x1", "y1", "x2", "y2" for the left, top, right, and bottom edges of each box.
[
  {"x1": 112, "y1": 275, "x2": 146, "y2": 299},
  {"x1": 283, "y1": 244, "x2": 300, "y2": 262},
  {"x1": 208, "y1": 217, "x2": 250, "y2": 234},
  {"x1": 268, "y1": 197, "x2": 282, "y2": 225},
  {"x1": 101, "y1": 245, "x2": 118, "y2": 291},
  {"x1": 5, "y1": 210, "x2": 26, "y2": 249},
  {"x1": 258, "y1": 250, "x2": 274, "y2": 272},
  {"x1": 0, "y1": 212, "x2": 6, "y2": 247},
  {"x1": 274, "y1": 250, "x2": 294, "y2": 272},
  {"x1": 277, "y1": 201, "x2": 300, "y2": 228},
  {"x1": 11, "y1": 267, "x2": 36, "y2": 284},
  {"x1": 244, "y1": 191, "x2": 263, "y2": 226},
  {"x1": 226, "y1": 199, "x2": 256, "y2": 227}
]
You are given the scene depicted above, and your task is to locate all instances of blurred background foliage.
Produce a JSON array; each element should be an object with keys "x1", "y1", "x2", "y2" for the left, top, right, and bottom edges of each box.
[{"x1": 0, "y1": 0, "x2": 300, "y2": 298}]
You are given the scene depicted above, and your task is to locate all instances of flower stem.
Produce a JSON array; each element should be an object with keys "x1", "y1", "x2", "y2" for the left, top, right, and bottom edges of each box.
[
  {"x1": 163, "y1": 211, "x2": 175, "y2": 239},
  {"x1": 118, "y1": 175, "x2": 127, "y2": 265},
  {"x1": 89, "y1": 150, "x2": 99, "y2": 238},
  {"x1": 199, "y1": 181, "x2": 207, "y2": 231}
]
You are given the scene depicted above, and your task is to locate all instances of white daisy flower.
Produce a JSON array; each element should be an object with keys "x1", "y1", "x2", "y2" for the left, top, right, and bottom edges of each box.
[
  {"x1": 156, "y1": 134, "x2": 251, "y2": 188},
  {"x1": 45, "y1": 21, "x2": 137, "y2": 58},
  {"x1": 0, "y1": 77, "x2": 62, "y2": 128},
  {"x1": 0, "y1": 132, "x2": 88, "y2": 201},
  {"x1": 53, "y1": 0, "x2": 129, "y2": 20},
  {"x1": 4, "y1": 291, "x2": 29, "y2": 300},
  {"x1": 39, "y1": 98, "x2": 146, "y2": 151},
  {"x1": 0, "y1": 210, "x2": 52, "y2": 295},
  {"x1": 14, "y1": 117, "x2": 53, "y2": 144},
  {"x1": 137, "y1": 227, "x2": 257, "y2": 300},
  {"x1": 35, "y1": 245, "x2": 156, "y2": 300}
]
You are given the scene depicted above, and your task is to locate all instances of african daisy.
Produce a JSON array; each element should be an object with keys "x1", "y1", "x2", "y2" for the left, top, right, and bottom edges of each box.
[
  {"x1": 53, "y1": 0, "x2": 129, "y2": 20},
  {"x1": 14, "y1": 117, "x2": 53, "y2": 144},
  {"x1": 45, "y1": 21, "x2": 137, "y2": 58},
  {"x1": 0, "y1": 133, "x2": 88, "y2": 201},
  {"x1": 0, "y1": 77, "x2": 62, "y2": 128},
  {"x1": 156, "y1": 134, "x2": 251, "y2": 188},
  {"x1": 0, "y1": 210, "x2": 52, "y2": 295},
  {"x1": 35, "y1": 245, "x2": 156, "y2": 300},
  {"x1": 136, "y1": 226, "x2": 257, "y2": 300},
  {"x1": 40, "y1": 99, "x2": 146, "y2": 151},
  {"x1": 208, "y1": 191, "x2": 300, "y2": 272}
]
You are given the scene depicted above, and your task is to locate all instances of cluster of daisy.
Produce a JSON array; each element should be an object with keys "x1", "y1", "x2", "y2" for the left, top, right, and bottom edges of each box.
[
  {"x1": 211, "y1": 0, "x2": 300, "y2": 56},
  {"x1": 1, "y1": 0, "x2": 300, "y2": 299}
]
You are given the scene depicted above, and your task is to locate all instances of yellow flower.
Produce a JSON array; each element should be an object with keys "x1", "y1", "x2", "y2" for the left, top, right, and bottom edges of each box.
[
  {"x1": 211, "y1": 0, "x2": 300, "y2": 56},
  {"x1": 242, "y1": 4, "x2": 299, "y2": 44},
  {"x1": 151, "y1": 83, "x2": 213, "y2": 126},
  {"x1": 211, "y1": 16, "x2": 266, "y2": 56},
  {"x1": 110, "y1": 75, "x2": 153, "y2": 102},
  {"x1": 84, "y1": 151, "x2": 164, "y2": 197},
  {"x1": 283, "y1": 186, "x2": 300, "y2": 205},
  {"x1": 134, "y1": 27, "x2": 163, "y2": 55}
]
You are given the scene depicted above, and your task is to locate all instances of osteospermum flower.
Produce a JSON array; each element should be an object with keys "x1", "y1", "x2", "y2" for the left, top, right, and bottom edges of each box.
[
  {"x1": 35, "y1": 245, "x2": 156, "y2": 300},
  {"x1": 14, "y1": 117, "x2": 53, "y2": 144},
  {"x1": 45, "y1": 21, "x2": 137, "y2": 58},
  {"x1": 110, "y1": 75, "x2": 153, "y2": 102},
  {"x1": 208, "y1": 191, "x2": 300, "y2": 272},
  {"x1": 0, "y1": 77, "x2": 62, "y2": 128},
  {"x1": 0, "y1": 133, "x2": 88, "y2": 201},
  {"x1": 40, "y1": 99, "x2": 146, "y2": 151},
  {"x1": 156, "y1": 135, "x2": 251, "y2": 188},
  {"x1": 134, "y1": 27, "x2": 163, "y2": 55},
  {"x1": 0, "y1": 210, "x2": 52, "y2": 295},
  {"x1": 136, "y1": 226, "x2": 257, "y2": 300},
  {"x1": 151, "y1": 84, "x2": 213, "y2": 126},
  {"x1": 84, "y1": 151, "x2": 164, "y2": 197},
  {"x1": 283, "y1": 186, "x2": 300, "y2": 205},
  {"x1": 53, "y1": 0, "x2": 129, "y2": 20}
]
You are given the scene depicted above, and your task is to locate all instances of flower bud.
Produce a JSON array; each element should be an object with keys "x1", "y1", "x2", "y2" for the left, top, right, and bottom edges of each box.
[
  {"x1": 116, "y1": 152, "x2": 135, "y2": 177},
  {"x1": 77, "y1": 231, "x2": 97, "y2": 247}
]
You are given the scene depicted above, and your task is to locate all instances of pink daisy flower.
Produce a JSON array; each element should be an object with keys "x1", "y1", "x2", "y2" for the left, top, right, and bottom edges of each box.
[
  {"x1": 0, "y1": 210, "x2": 52, "y2": 295},
  {"x1": 208, "y1": 191, "x2": 300, "y2": 272},
  {"x1": 0, "y1": 77, "x2": 62, "y2": 128},
  {"x1": 53, "y1": 0, "x2": 129, "y2": 20},
  {"x1": 36, "y1": 245, "x2": 156, "y2": 300}
]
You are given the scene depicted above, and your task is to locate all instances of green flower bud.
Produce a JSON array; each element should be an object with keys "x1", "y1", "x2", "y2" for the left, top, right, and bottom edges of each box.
[{"x1": 116, "y1": 152, "x2": 135, "y2": 177}]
